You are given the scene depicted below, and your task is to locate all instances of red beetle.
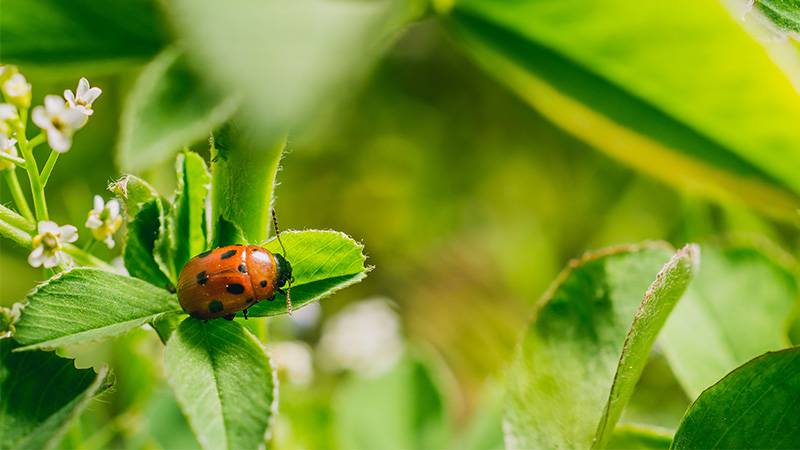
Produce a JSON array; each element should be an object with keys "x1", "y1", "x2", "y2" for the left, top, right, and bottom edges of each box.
[{"x1": 177, "y1": 244, "x2": 293, "y2": 320}]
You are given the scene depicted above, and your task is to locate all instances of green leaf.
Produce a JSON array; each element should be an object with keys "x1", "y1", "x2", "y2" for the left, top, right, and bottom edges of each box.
[
  {"x1": 109, "y1": 174, "x2": 160, "y2": 218},
  {"x1": 118, "y1": 48, "x2": 239, "y2": 172},
  {"x1": 445, "y1": 0, "x2": 800, "y2": 220},
  {"x1": 123, "y1": 199, "x2": 174, "y2": 289},
  {"x1": 671, "y1": 347, "x2": 800, "y2": 449},
  {"x1": 164, "y1": 0, "x2": 422, "y2": 134},
  {"x1": 608, "y1": 424, "x2": 672, "y2": 450},
  {"x1": 164, "y1": 318, "x2": 276, "y2": 450},
  {"x1": 754, "y1": 0, "x2": 800, "y2": 34},
  {"x1": 14, "y1": 268, "x2": 180, "y2": 351},
  {"x1": 333, "y1": 356, "x2": 450, "y2": 450},
  {"x1": 247, "y1": 230, "x2": 370, "y2": 317},
  {"x1": 504, "y1": 243, "x2": 697, "y2": 450},
  {"x1": 660, "y1": 242, "x2": 798, "y2": 399},
  {"x1": 210, "y1": 125, "x2": 285, "y2": 246},
  {"x1": 0, "y1": 0, "x2": 166, "y2": 69},
  {"x1": 0, "y1": 340, "x2": 113, "y2": 450},
  {"x1": 170, "y1": 151, "x2": 211, "y2": 271}
]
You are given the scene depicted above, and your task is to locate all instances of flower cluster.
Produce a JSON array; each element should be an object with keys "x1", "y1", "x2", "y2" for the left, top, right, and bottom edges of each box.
[{"x1": 0, "y1": 66, "x2": 118, "y2": 269}]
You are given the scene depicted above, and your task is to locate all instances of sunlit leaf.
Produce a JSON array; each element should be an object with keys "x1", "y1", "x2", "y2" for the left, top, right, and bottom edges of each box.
[
  {"x1": 671, "y1": 347, "x2": 800, "y2": 449},
  {"x1": 504, "y1": 243, "x2": 697, "y2": 450},
  {"x1": 14, "y1": 269, "x2": 179, "y2": 351},
  {"x1": 660, "y1": 241, "x2": 798, "y2": 399},
  {"x1": 164, "y1": 318, "x2": 276, "y2": 450},
  {"x1": 445, "y1": 0, "x2": 800, "y2": 220},
  {"x1": 247, "y1": 230, "x2": 370, "y2": 317},
  {"x1": 754, "y1": 0, "x2": 800, "y2": 34},
  {"x1": 169, "y1": 151, "x2": 211, "y2": 271},
  {"x1": 0, "y1": 340, "x2": 113, "y2": 450},
  {"x1": 118, "y1": 48, "x2": 238, "y2": 171},
  {"x1": 609, "y1": 424, "x2": 672, "y2": 450},
  {"x1": 123, "y1": 199, "x2": 173, "y2": 290},
  {"x1": 164, "y1": 0, "x2": 422, "y2": 135}
]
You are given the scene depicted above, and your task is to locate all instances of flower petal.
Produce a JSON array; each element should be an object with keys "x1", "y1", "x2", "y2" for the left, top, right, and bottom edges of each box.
[
  {"x1": 27, "y1": 246, "x2": 45, "y2": 268},
  {"x1": 85, "y1": 214, "x2": 102, "y2": 229},
  {"x1": 93, "y1": 195, "x2": 104, "y2": 213},
  {"x1": 0, "y1": 103, "x2": 16, "y2": 120},
  {"x1": 107, "y1": 198, "x2": 120, "y2": 217},
  {"x1": 47, "y1": 128, "x2": 71, "y2": 153},
  {"x1": 64, "y1": 89, "x2": 76, "y2": 105},
  {"x1": 104, "y1": 235, "x2": 115, "y2": 249},
  {"x1": 84, "y1": 87, "x2": 102, "y2": 104},
  {"x1": 59, "y1": 224, "x2": 78, "y2": 243},
  {"x1": 77, "y1": 78, "x2": 90, "y2": 97},
  {"x1": 63, "y1": 107, "x2": 88, "y2": 129},
  {"x1": 44, "y1": 95, "x2": 65, "y2": 113},
  {"x1": 38, "y1": 221, "x2": 59, "y2": 234},
  {"x1": 43, "y1": 253, "x2": 60, "y2": 268},
  {"x1": 31, "y1": 106, "x2": 50, "y2": 130}
]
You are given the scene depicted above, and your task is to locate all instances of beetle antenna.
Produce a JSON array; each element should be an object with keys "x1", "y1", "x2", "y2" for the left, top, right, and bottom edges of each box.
[
  {"x1": 272, "y1": 208, "x2": 287, "y2": 257},
  {"x1": 286, "y1": 279, "x2": 293, "y2": 316}
]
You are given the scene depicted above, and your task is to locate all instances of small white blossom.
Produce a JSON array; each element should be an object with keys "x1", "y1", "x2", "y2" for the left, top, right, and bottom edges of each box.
[
  {"x1": 2, "y1": 73, "x2": 31, "y2": 109},
  {"x1": 0, "y1": 103, "x2": 17, "y2": 135},
  {"x1": 271, "y1": 341, "x2": 314, "y2": 386},
  {"x1": 85, "y1": 195, "x2": 123, "y2": 248},
  {"x1": 32, "y1": 95, "x2": 86, "y2": 153},
  {"x1": 64, "y1": 78, "x2": 101, "y2": 116},
  {"x1": 28, "y1": 221, "x2": 78, "y2": 269},
  {"x1": 0, "y1": 133, "x2": 19, "y2": 171},
  {"x1": 317, "y1": 298, "x2": 404, "y2": 377}
]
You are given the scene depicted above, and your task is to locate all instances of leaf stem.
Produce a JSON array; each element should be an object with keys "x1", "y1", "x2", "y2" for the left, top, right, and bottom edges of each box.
[
  {"x1": 40, "y1": 149, "x2": 59, "y2": 186},
  {"x1": 1, "y1": 169, "x2": 35, "y2": 222},
  {"x1": 27, "y1": 132, "x2": 46, "y2": 149},
  {"x1": 16, "y1": 109, "x2": 49, "y2": 221},
  {"x1": 63, "y1": 244, "x2": 115, "y2": 271},
  {"x1": 0, "y1": 216, "x2": 32, "y2": 247},
  {"x1": 0, "y1": 202, "x2": 34, "y2": 231}
]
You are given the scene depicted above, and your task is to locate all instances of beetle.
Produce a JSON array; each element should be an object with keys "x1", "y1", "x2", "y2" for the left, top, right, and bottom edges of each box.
[{"x1": 177, "y1": 245, "x2": 293, "y2": 320}]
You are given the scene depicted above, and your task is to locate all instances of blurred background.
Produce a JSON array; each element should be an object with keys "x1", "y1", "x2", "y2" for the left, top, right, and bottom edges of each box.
[{"x1": 3, "y1": 1, "x2": 800, "y2": 449}]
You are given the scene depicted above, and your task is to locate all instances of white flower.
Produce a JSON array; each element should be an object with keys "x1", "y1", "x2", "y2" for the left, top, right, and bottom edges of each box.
[
  {"x1": 64, "y1": 78, "x2": 101, "y2": 116},
  {"x1": 85, "y1": 195, "x2": 123, "y2": 248},
  {"x1": 2, "y1": 73, "x2": 31, "y2": 109},
  {"x1": 28, "y1": 221, "x2": 78, "y2": 268},
  {"x1": 32, "y1": 95, "x2": 86, "y2": 153},
  {"x1": 271, "y1": 341, "x2": 314, "y2": 386},
  {"x1": 0, "y1": 103, "x2": 16, "y2": 135},
  {"x1": 317, "y1": 298, "x2": 404, "y2": 377},
  {"x1": 0, "y1": 133, "x2": 19, "y2": 171}
]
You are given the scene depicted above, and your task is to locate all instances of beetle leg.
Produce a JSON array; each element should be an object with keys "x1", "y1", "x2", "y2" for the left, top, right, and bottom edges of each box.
[
  {"x1": 277, "y1": 288, "x2": 285, "y2": 296},
  {"x1": 223, "y1": 313, "x2": 236, "y2": 321},
  {"x1": 243, "y1": 309, "x2": 249, "y2": 320}
]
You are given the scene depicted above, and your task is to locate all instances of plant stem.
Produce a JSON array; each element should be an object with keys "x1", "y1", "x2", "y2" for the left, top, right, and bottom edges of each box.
[
  {"x1": 40, "y1": 150, "x2": 59, "y2": 186},
  {"x1": 63, "y1": 244, "x2": 115, "y2": 270},
  {"x1": 0, "y1": 152, "x2": 26, "y2": 167},
  {"x1": 27, "y1": 132, "x2": 45, "y2": 149},
  {"x1": 1, "y1": 169, "x2": 35, "y2": 222},
  {"x1": 0, "y1": 202, "x2": 33, "y2": 231},
  {"x1": 16, "y1": 109, "x2": 48, "y2": 221},
  {"x1": 0, "y1": 217, "x2": 32, "y2": 248}
]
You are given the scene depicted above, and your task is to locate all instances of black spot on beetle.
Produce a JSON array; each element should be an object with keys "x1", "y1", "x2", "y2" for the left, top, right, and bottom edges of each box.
[
  {"x1": 197, "y1": 250, "x2": 212, "y2": 258},
  {"x1": 208, "y1": 300, "x2": 224, "y2": 313},
  {"x1": 196, "y1": 271, "x2": 208, "y2": 285},
  {"x1": 226, "y1": 283, "x2": 245, "y2": 295},
  {"x1": 220, "y1": 249, "x2": 237, "y2": 259},
  {"x1": 238, "y1": 264, "x2": 247, "y2": 273},
  {"x1": 260, "y1": 280, "x2": 267, "y2": 288}
]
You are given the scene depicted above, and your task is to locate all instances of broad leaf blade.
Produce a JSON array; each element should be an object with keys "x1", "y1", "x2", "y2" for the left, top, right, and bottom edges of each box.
[
  {"x1": 754, "y1": 0, "x2": 800, "y2": 34},
  {"x1": 248, "y1": 230, "x2": 370, "y2": 317},
  {"x1": 14, "y1": 269, "x2": 180, "y2": 351},
  {"x1": 118, "y1": 48, "x2": 238, "y2": 172},
  {"x1": 0, "y1": 340, "x2": 113, "y2": 450},
  {"x1": 109, "y1": 174, "x2": 160, "y2": 218},
  {"x1": 660, "y1": 242, "x2": 798, "y2": 399},
  {"x1": 671, "y1": 347, "x2": 800, "y2": 449},
  {"x1": 0, "y1": 0, "x2": 166, "y2": 68},
  {"x1": 165, "y1": 0, "x2": 421, "y2": 134},
  {"x1": 504, "y1": 243, "x2": 697, "y2": 450},
  {"x1": 170, "y1": 151, "x2": 211, "y2": 271},
  {"x1": 164, "y1": 318, "x2": 276, "y2": 450},
  {"x1": 123, "y1": 199, "x2": 174, "y2": 289},
  {"x1": 446, "y1": 1, "x2": 800, "y2": 220}
]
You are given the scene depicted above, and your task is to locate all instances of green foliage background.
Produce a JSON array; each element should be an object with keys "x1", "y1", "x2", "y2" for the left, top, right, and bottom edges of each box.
[{"x1": 3, "y1": 0, "x2": 800, "y2": 448}]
